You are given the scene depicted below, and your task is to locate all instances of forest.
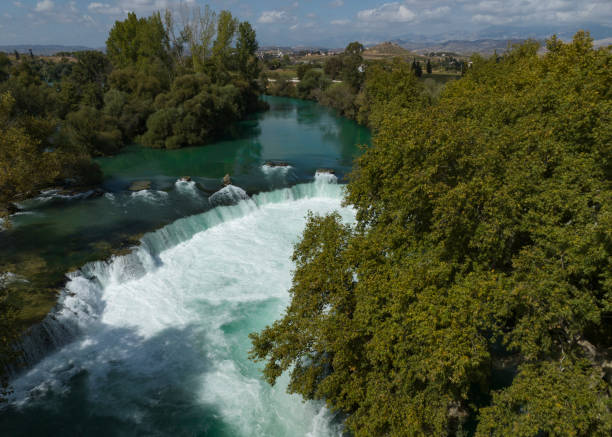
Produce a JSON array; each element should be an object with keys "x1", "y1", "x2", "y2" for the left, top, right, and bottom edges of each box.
[
  {"x1": 0, "y1": 7, "x2": 264, "y2": 217},
  {"x1": 250, "y1": 32, "x2": 612, "y2": 436}
]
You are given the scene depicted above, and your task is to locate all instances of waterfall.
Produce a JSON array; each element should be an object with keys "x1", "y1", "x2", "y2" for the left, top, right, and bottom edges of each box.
[{"x1": 4, "y1": 173, "x2": 351, "y2": 437}]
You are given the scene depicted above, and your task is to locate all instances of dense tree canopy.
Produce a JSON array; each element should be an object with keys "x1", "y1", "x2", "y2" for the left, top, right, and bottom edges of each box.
[
  {"x1": 106, "y1": 12, "x2": 172, "y2": 75},
  {"x1": 251, "y1": 32, "x2": 612, "y2": 436},
  {"x1": 0, "y1": 6, "x2": 265, "y2": 211}
]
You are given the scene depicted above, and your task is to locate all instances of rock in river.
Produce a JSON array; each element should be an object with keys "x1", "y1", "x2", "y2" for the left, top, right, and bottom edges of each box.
[{"x1": 129, "y1": 181, "x2": 152, "y2": 191}]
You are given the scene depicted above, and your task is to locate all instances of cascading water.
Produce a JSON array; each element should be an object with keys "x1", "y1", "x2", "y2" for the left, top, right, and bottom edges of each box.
[
  {"x1": 1, "y1": 173, "x2": 352, "y2": 437},
  {"x1": 260, "y1": 164, "x2": 297, "y2": 189},
  {"x1": 208, "y1": 185, "x2": 250, "y2": 207}
]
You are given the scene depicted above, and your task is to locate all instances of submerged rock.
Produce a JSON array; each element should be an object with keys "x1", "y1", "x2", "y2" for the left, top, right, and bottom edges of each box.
[
  {"x1": 209, "y1": 184, "x2": 250, "y2": 207},
  {"x1": 129, "y1": 181, "x2": 152, "y2": 191},
  {"x1": 180, "y1": 176, "x2": 192, "y2": 182},
  {"x1": 1, "y1": 202, "x2": 21, "y2": 216},
  {"x1": 7, "y1": 202, "x2": 21, "y2": 214},
  {"x1": 223, "y1": 174, "x2": 232, "y2": 186},
  {"x1": 264, "y1": 161, "x2": 291, "y2": 167},
  {"x1": 316, "y1": 168, "x2": 335, "y2": 174}
]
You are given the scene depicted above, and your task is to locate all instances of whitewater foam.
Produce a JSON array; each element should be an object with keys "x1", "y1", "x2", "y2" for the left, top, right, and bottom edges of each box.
[
  {"x1": 4, "y1": 175, "x2": 352, "y2": 436},
  {"x1": 260, "y1": 164, "x2": 297, "y2": 188},
  {"x1": 130, "y1": 189, "x2": 169, "y2": 204},
  {"x1": 209, "y1": 184, "x2": 250, "y2": 207},
  {"x1": 175, "y1": 179, "x2": 200, "y2": 198}
]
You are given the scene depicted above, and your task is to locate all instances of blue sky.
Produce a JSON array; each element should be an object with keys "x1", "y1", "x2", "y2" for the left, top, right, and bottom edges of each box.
[{"x1": 1, "y1": 1, "x2": 611, "y2": 47}]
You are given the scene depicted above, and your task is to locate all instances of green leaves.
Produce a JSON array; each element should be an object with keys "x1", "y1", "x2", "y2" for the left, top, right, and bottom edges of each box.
[
  {"x1": 251, "y1": 33, "x2": 612, "y2": 435},
  {"x1": 477, "y1": 361, "x2": 612, "y2": 437}
]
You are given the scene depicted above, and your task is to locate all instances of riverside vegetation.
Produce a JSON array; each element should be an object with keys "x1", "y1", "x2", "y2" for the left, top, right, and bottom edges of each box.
[
  {"x1": 1, "y1": 6, "x2": 263, "y2": 400},
  {"x1": 0, "y1": 7, "x2": 263, "y2": 216},
  {"x1": 263, "y1": 41, "x2": 459, "y2": 123},
  {"x1": 250, "y1": 32, "x2": 612, "y2": 436}
]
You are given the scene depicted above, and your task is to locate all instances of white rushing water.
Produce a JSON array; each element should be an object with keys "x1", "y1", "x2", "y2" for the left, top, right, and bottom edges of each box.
[{"x1": 4, "y1": 174, "x2": 353, "y2": 437}]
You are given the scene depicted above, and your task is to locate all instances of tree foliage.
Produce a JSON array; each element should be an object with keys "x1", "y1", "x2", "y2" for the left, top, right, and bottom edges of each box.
[
  {"x1": 0, "y1": 6, "x2": 265, "y2": 210},
  {"x1": 106, "y1": 12, "x2": 171, "y2": 74},
  {"x1": 0, "y1": 92, "x2": 55, "y2": 204},
  {"x1": 251, "y1": 32, "x2": 612, "y2": 436}
]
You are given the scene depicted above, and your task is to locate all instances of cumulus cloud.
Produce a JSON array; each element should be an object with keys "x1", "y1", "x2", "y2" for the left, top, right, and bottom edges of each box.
[
  {"x1": 88, "y1": 3, "x2": 122, "y2": 15},
  {"x1": 358, "y1": 2, "x2": 416, "y2": 23},
  {"x1": 258, "y1": 10, "x2": 289, "y2": 24},
  {"x1": 467, "y1": 0, "x2": 612, "y2": 25},
  {"x1": 35, "y1": 0, "x2": 54, "y2": 12},
  {"x1": 422, "y1": 6, "x2": 451, "y2": 19}
]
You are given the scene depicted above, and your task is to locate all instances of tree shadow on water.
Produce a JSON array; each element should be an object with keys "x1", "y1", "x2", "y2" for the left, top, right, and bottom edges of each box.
[{"x1": 0, "y1": 323, "x2": 235, "y2": 437}]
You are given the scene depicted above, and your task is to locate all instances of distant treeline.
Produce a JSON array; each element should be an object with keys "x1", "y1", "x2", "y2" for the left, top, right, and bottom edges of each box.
[
  {"x1": 0, "y1": 6, "x2": 264, "y2": 212},
  {"x1": 263, "y1": 42, "x2": 459, "y2": 126}
]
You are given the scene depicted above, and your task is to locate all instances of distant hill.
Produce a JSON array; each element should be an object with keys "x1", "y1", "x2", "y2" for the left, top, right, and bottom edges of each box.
[
  {"x1": 594, "y1": 38, "x2": 612, "y2": 48},
  {"x1": 0, "y1": 45, "x2": 96, "y2": 56},
  {"x1": 392, "y1": 39, "x2": 534, "y2": 56},
  {"x1": 364, "y1": 42, "x2": 414, "y2": 59}
]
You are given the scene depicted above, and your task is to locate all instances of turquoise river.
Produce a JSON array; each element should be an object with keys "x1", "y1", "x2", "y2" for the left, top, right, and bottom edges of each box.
[{"x1": 0, "y1": 96, "x2": 370, "y2": 436}]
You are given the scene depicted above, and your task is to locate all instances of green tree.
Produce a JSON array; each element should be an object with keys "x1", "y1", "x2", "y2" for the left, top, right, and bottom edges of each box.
[
  {"x1": 211, "y1": 10, "x2": 238, "y2": 79},
  {"x1": 412, "y1": 59, "x2": 423, "y2": 77},
  {"x1": 181, "y1": 5, "x2": 217, "y2": 74},
  {"x1": 106, "y1": 12, "x2": 171, "y2": 76},
  {"x1": 251, "y1": 32, "x2": 612, "y2": 436},
  {"x1": 356, "y1": 59, "x2": 426, "y2": 127},
  {"x1": 0, "y1": 53, "x2": 11, "y2": 82},
  {"x1": 297, "y1": 69, "x2": 328, "y2": 100},
  {"x1": 319, "y1": 82, "x2": 359, "y2": 119},
  {"x1": 236, "y1": 21, "x2": 259, "y2": 80},
  {"x1": 324, "y1": 56, "x2": 343, "y2": 80},
  {"x1": 342, "y1": 42, "x2": 365, "y2": 91},
  {"x1": 58, "y1": 51, "x2": 111, "y2": 110},
  {"x1": 64, "y1": 106, "x2": 123, "y2": 156},
  {"x1": 0, "y1": 283, "x2": 20, "y2": 403},
  {"x1": 0, "y1": 92, "x2": 59, "y2": 204},
  {"x1": 426, "y1": 59, "x2": 432, "y2": 74},
  {"x1": 297, "y1": 63, "x2": 313, "y2": 80}
]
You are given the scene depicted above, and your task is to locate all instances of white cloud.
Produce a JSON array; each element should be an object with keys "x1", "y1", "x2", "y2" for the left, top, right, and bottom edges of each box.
[
  {"x1": 358, "y1": 2, "x2": 416, "y2": 23},
  {"x1": 330, "y1": 0, "x2": 344, "y2": 7},
  {"x1": 331, "y1": 19, "x2": 350, "y2": 26},
  {"x1": 467, "y1": 0, "x2": 612, "y2": 25},
  {"x1": 472, "y1": 14, "x2": 514, "y2": 25},
  {"x1": 258, "y1": 10, "x2": 289, "y2": 24},
  {"x1": 88, "y1": 2, "x2": 122, "y2": 15},
  {"x1": 422, "y1": 6, "x2": 451, "y2": 19},
  {"x1": 35, "y1": 0, "x2": 54, "y2": 12}
]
